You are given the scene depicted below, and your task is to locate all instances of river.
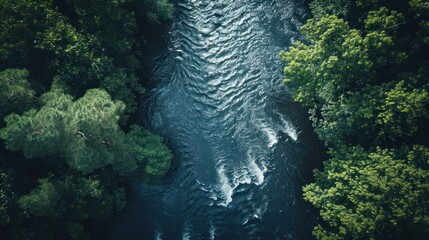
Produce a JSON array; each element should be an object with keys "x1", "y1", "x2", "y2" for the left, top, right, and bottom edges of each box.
[{"x1": 107, "y1": 0, "x2": 325, "y2": 239}]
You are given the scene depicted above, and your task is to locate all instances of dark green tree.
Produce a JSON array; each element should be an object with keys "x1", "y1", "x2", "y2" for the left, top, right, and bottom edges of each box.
[
  {"x1": 35, "y1": 11, "x2": 113, "y2": 93},
  {"x1": 0, "y1": 0, "x2": 174, "y2": 239},
  {"x1": 0, "y1": 0, "x2": 53, "y2": 69},
  {"x1": 19, "y1": 170, "x2": 126, "y2": 239},
  {"x1": 0, "y1": 160, "x2": 16, "y2": 227},
  {"x1": 100, "y1": 69, "x2": 145, "y2": 115},
  {"x1": 63, "y1": 0, "x2": 138, "y2": 70},
  {"x1": 0, "y1": 69, "x2": 36, "y2": 118},
  {"x1": 131, "y1": 0, "x2": 174, "y2": 24}
]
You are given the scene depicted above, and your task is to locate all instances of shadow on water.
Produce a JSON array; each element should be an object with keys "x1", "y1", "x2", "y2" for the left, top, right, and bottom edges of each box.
[{"x1": 103, "y1": 0, "x2": 325, "y2": 239}]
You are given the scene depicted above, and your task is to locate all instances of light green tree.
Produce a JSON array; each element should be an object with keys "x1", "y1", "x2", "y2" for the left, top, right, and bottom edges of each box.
[
  {"x1": 127, "y1": 125, "x2": 172, "y2": 182},
  {"x1": 280, "y1": 13, "x2": 422, "y2": 146},
  {"x1": 377, "y1": 80, "x2": 429, "y2": 140},
  {"x1": 1, "y1": 88, "x2": 171, "y2": 176},
  {"x1": 280, "y1": 15, "x2": 377, "y2": 108},
  {"x1": 283, "y1": 1, "x2": 429, "y2": 240},
  {"x1": 303, "y1": 145, "x2": 429, "y2": 239}
]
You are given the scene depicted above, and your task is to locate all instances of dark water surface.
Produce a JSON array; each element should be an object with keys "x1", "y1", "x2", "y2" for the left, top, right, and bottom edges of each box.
[{"x1": 108, "y1": 0, "x2": 324, "y2": 239}]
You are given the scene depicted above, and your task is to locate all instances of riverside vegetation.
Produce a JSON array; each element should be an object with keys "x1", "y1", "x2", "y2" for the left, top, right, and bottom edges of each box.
[
  {"x1": 281, "y1": 0, "x2": 429, "y2": 239},
  {"x1": 0, "y1": 0, "x2": 173, "y2": 239},
  {"x1": 2, "y1": 0, "x2": 429, "y2": 239}
]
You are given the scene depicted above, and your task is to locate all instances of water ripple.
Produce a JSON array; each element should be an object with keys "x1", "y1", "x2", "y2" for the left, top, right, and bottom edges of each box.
[{"x1": 109, "y1": 0, "x2": 322, "y2": 239}]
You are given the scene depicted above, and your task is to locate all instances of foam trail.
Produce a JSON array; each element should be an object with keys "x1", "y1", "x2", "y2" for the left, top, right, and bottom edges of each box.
[
  {"x1": 215, "y1": 149, "x2": 267, "y2": 206},
  {"x1": 209, "y1": 221, "x2": 216, "y2": 240},
  {"x1": 182, "y1": 223, "x2": 192, "y2": 240},
  {"x1": 279, "y1": 114, "x2": 298, "y2": 141},
  {"x1": 262, "y1": 125, "x2": 278, "y2": 148},
  {"x1": 155, "y1": 230, "x2": 163, "y2": 240},
  {"x1": 217, "y1": 165, "x2": 233, "y2": 206},
  {"x1": 247, "y1": 150, "x2": 266, "y2": 185}
]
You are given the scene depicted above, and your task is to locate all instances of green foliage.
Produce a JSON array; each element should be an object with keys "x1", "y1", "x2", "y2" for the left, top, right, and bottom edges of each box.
[
  {"x1": 1, "y1": 0, "x2": 174, "y2": 113},
  {"x1": 311, "y1": 81, "x2": 429, "y2": 145},
  {"x1": 0, "y1": 0, "x2": 174, "y2": 239},
  {"x1": 100, "y1": 69, "x2": 145, "y2": 115},
  {"x1": 64, "y1": 0, "x2": 138, "y2": 69},
  {"x1": 0, "y1": 90, "x2": 73, "y2": 159},
  {"x1": 309, "y1": 0, "x2": 389, "y2": 19},
  {"x1": 410, "y1": 0, "x2": 429, "y2": 17},
  {"x1": 283, "y1": 0, "x2": 429, "y2": 239},
  {"x1": 309, "y1": 0, "x2": 352, "y2": 18},
  {"x1": 310, "y1": 86, "x2": 382, "y2": 146},
  {"x1": 364, "y1": 7, "x2": 404, "y2": 33},
  {"x1": 377, "y1": 81, "x2": 429, "y2": 140},
  {"x1": 280, "y1": 15, "x2": 382, "y2": 107},
  {"x1": 0, "y1": 88, "x2": 172, "y2": 176},
  {"x1": 1, "y1": 89, "x2": 132, "y2": 174},
  {"x1": 0, "y1": 162, "x2": 15, "y2": 226},
  {"x1": 281, "y1": 11, "x2": 426, "y2": 146},
  {"x1": 132, "y1": 0, "x2": 174, "y2": 24},
  {"x1": 19, "y1": 178, "x2": 61, "y2": 218},
  {"x1": 127, "y1": 125, "x2": 172, "y2": 182},
  {"x1": 410, "y1": 0, "x2": 429, "y2": 48},
  {"x1": 19, "y1": 171, "x2": 126, "y2": 239},
  {"x1": 303, "y1": 145, "x2": 429, "y2": 239},
  {"x1": 0, "y1": 69, "x2": 36, "y2": 118},
  {"x1": 0, "y1": 0, "x2": 53, "y2": 68},
  {"x1": 19, "y1": 174, "x2": 125, "y2": 220},
  {"x1": 61, "y1": 89, "x2": 132, "y2": 173},
  {"x1": 0, "y1": 155, "x2": 29, "y2": 239},
  {"x1": 35, "y1": 11, "x2": 113, "y2": 93}
]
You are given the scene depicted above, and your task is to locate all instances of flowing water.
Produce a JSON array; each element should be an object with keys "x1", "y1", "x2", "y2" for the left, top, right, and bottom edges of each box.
[{"x1": 108, "y1": 0, "x2": 325, "y2": 239}]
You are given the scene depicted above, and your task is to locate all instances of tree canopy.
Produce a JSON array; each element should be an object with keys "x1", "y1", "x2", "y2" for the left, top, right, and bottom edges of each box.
[
  {"x1": 1, "y1": 88, "x2": 172, "y2": 176},
  {"x1": 0, "y1": 0, "x2": 173, "y2": 239},
  {"x1": 0, "y1": 69, "x2": 35, "y2": 118},
  {"x1": 281, "y1": 0, "x2": 429, "y2": 239},
  {"x1": 304, "y1": 145, "x2": 429, "y2": 239}
]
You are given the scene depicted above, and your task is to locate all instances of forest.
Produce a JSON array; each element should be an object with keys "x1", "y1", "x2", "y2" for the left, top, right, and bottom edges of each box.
[
  {"x1": 1, "y1": 0, "x2": 429, "y2": 239},
  {"x1": 281, "y1": 0, "x2": 429, "y2": 239},
  {"x1": 0, "y1": 0, "x2": 173, "y2": 239}
]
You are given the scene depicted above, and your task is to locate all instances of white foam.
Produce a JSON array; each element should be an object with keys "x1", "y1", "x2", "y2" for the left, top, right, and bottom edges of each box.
[
  {"x1": 182, "y1": 223, "x2": 192, "y2": 240},
  {"x1": 208, "y1": 77, "x2": 223, "y2": 86},
  {"x1": 256, "y1": 112, "x2": 299, "y2": 145},
  {"x1": 253, "y1": 115, "x2": 280, "y2": 148},
  {"x1": 256, "y1": 200, "x2": 269, "y2": 218},
  {"x1": 261, "y1": 125, "x2": 278, "y2": 148},
  {"x1": 247, "y1": 151, "x2": 266, "y2": 185},
  {"x1": 209, "y1": 221, "x2": 216, "y2": 240},
  {"x1": 217, "y1": 165, "x2": 233, "y2": 206},
  {"x1": 279, "y1": 115, "x2": 298, "y2": 141},
  {"x1": 215, "y1": 150, "x2": 267, "y2": 207},
  {"x1": 155, "y1": 230, "x2": 163, "y2": 240}
]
